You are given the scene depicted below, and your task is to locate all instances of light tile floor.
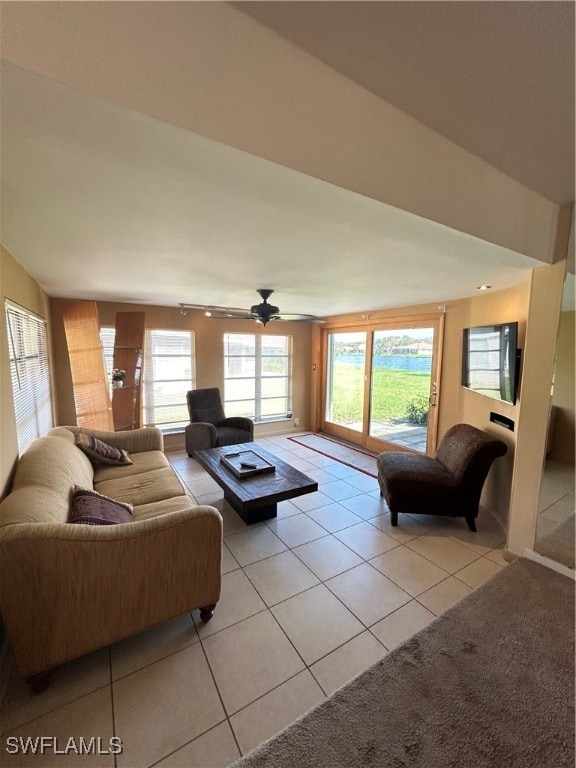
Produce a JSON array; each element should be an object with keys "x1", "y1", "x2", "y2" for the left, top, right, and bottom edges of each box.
[
  {"x1": 535, "y1": 459, "x2": 575, "y2": 569},
  {"x1": 0, "y1": 433, "x2": 509, "y2": 767}
]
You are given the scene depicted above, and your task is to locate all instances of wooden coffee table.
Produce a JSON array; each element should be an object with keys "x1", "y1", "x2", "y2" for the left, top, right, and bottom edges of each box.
[{"x1": 194, "y1": 442, "x2": 318, "y2": 524}]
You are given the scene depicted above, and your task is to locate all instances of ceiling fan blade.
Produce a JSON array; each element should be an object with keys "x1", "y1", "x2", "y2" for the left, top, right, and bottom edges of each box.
[
  {"x1": 276, "y1": 314, "x2": 325, "y2": 323},
  {"x1": 180, "y1": 293, "x2": 324, "y2": 325},
  {"x1": 207, "y1": 311, "x2": 254, "y2": 319},
  {"x1": 179, "y1": 303, "x2": 251, "y2": 315}
]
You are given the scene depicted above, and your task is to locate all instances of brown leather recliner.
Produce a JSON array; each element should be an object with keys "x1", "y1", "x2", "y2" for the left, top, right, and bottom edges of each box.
[
  {"x1": 185, "y1": 387, "x2": 254, "y2": 456},
  {"x1": 377, "y1": 423, "x2": 507, "y2": 531}
]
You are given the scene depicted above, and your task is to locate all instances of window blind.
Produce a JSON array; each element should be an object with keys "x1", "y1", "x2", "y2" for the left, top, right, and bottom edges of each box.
[
  {"x1": 5, "y1": 301, "x2": 54, "y2": 454},
  {"x1": 99, "y1": 326, "x2": 116, "y2": 393},
  {"x1": 62, "y1": 300, "x2": 113, "y2": 430},
  {"x1": 143, "y1": 329, "x2": 195, "y2": 432},
  {"x1": 223, "y1": 333, "x2": 292, "y2": 421}
]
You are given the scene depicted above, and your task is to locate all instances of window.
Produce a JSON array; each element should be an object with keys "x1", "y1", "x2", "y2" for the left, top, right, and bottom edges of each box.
[
  {"x1": 5, "y1": 301, "x2": 54, "y2": 453},
  {"x1": 143, "y1": 329, "x2": 195, "y2": 432},
  {"x1": 99, "y1": 326, "x2": 115, "y2": 394},
  {"x1": 224, "y1": 333, "x2": 292, "y2": 422}
]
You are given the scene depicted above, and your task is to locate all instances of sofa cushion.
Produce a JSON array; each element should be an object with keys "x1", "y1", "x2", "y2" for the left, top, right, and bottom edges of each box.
[
  {"x1": 75, "y1": 433, "x2": 133, "y2": 466},
  {"x1": 94, "y1": 467, "x2": 187, "y2": 507},
  {"x1": 132, "y1": 494, "x2": 199, "y2": 522},
  {"x1": 93, "y1": 450, "x2": 169, "y2": 483},
  {"x1": 71, "y1": 486, "x2": 133, "y2": 525}
]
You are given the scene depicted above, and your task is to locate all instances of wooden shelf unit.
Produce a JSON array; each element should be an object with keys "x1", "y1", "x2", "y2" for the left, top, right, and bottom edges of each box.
[{"x1": 112, "y1": 312, "x2": 145, "y2": 431}]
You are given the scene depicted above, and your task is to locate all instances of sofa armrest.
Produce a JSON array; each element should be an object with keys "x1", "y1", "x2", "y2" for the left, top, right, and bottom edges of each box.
[
  {"x1": 185, "y1": 422, "x2": 217, "y2": 454},
  {"x1": 64, "y1": 426, "x2": 164, "y2": 453},
  {"x1": 0, "y1": 506, "x2": 222, "y2": 676},
  {"x1": 221, "y1": 417, "x2": 254, "y2": 436}
]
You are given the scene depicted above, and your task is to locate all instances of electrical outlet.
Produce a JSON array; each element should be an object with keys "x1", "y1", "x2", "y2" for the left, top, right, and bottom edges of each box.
[{"x1": 294, "y1": 417, "x2": 300, "y2": 427}]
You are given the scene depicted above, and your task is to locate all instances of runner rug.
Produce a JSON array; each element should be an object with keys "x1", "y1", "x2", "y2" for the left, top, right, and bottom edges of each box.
[
  {"x1": 232, "y1": 558, "x2": 575, "y2": 768},
  {"x1": 288, "y1": 433, "x2": 378, "y2": 478}
]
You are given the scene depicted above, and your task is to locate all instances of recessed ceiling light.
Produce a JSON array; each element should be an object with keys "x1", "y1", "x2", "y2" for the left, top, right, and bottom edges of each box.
[{"x1": 476, "y1": 284, "x2": 492, "y2": 291}]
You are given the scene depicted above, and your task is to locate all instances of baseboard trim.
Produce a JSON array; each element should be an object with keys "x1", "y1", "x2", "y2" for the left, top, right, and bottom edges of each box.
[
  {"x1": 490, "y1": 507, "x2": 508, "y2": 535},
  {"x1": 524, "y1": 548, "x2": 575, "y2": 580}
]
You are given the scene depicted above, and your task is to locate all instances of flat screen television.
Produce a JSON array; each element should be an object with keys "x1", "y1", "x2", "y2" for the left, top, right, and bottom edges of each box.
[{"x1": 462, "y1": 322, "x2": 520, "y2": 405}]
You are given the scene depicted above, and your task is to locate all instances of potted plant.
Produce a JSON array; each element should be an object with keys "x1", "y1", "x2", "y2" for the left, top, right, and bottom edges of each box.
[{"x1": 111, "y1": 368, "x2": 126, "y2": 388}]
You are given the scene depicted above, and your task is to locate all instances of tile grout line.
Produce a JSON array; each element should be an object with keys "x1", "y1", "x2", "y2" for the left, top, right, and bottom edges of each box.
[
  {"x1": 147, "y1": 721, "x2": 230, "y2": 768},
  {"x1": 108, "y1": 647, "x2": 118, "y2": 768},
  {"x1": 193, "y1": 630, "x2": 243, "y2": 763},
  {"x1": 0, "y1": 442, "x2": 505, "y2": 759},
  {"x1": 2, "y1": 681, "x2": 113, "y2": 736}
]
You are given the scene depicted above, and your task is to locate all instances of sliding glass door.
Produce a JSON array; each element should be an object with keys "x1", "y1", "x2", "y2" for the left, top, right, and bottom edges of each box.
[
  {"x1": 322, "y1": 317, "x2": 443, "y2": 454},
  {"x1": 325, "y1": 332, "x2": 366, "y2": 433},
  {"x1": 367, "y1": 327, "x2": 434, "y2": 452}
]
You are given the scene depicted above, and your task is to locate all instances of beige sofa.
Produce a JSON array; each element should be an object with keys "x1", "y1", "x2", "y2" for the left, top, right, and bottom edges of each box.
[{"x1": 0, "y1": 426, "x2": 222, "y2": 686}]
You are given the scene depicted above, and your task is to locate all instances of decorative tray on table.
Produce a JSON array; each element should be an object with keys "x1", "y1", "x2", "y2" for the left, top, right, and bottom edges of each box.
[{"x1": 220, "y1": 450, "x2": 276, "y2": 479}]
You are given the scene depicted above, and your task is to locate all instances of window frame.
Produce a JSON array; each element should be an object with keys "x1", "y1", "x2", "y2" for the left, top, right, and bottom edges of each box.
[
  {"x1": 223, "y1": 332, "x2": 293, "y2": 423},
  {"x1": 142, "y1": 328, "x2": 196, "y2": 433},
  {"x1": 99, "y1": 325, "x2": 116, "y2": 396}
]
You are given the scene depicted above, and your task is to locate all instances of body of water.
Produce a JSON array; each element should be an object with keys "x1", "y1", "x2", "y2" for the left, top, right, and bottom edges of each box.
[{"x1": 336, "y1": 354, "x2": 432, "y2": 373}]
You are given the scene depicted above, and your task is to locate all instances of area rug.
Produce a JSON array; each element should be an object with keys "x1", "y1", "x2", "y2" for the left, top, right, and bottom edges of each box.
[
  {"x1": 288, "y1": 433, "x2": 378, "y2": 478},
  {"x1": 231, "y1": 558, "x2": 575, "y2": 768}
]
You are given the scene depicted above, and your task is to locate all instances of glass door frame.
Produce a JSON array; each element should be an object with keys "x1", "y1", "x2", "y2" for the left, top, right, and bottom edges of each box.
[{"x1": 319, "y1": 312, "x2": 445, "y2": 455}]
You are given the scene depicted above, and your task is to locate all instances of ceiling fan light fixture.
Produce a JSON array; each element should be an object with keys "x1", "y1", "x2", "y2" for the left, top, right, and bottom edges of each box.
[{"x1": 177, "y1": 290, "x2": 324, "y2": 325}]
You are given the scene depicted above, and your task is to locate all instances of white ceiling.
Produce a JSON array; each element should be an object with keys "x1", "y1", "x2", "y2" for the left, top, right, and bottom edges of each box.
[{"x1": 0, "y1": 2, "x2": 573, "y2": 318}]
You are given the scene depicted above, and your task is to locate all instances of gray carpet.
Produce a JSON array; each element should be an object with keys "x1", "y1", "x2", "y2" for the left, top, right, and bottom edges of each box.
[{"x1": 231, "y1": 559, "x2": 575, "y2": 768}]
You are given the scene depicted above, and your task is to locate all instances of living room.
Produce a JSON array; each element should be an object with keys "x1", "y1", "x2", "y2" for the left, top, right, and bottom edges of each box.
[{"x1": 0, "y1": 2, "x2": 574, "y2": 766}]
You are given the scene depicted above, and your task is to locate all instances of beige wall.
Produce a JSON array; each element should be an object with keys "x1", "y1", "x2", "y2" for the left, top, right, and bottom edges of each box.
[
  {"x1": 550, "y1": 310, "x2": 575, "y2": 464},
  {"x1": 438, "y1": 283, "x2": 531, "y2": 525},
  {"x1": 507, "y1": 261, "x2": 567, "y2": 556},
  {"x1": 50, "y1": 299, "x2": 313, "y2": 450},
  {"x1": 314, "y1": 282, "x2": 531, "y2": 526},
  {"x1": 0, "y1": 246, "x2": 52, "y2": 497}
]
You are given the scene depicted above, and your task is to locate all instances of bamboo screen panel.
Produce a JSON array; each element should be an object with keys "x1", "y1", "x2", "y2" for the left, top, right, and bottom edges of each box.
[{"x1": 62, "y1": 300, "x2": 113, "y2": 430}]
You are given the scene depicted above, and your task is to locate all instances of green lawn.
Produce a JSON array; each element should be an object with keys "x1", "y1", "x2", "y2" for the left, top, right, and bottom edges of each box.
[{"x1": 329, "y1": 365, "x2": 430, "y2": 424}]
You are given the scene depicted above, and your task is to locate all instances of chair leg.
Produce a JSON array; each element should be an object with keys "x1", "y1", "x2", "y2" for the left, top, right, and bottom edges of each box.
[
  {"x1": 465, "y1": 516, "x2": 477, "y2": 532},
  {"x1": 26, "y1": 671, "x2": 52, "y2": 694},
  {"x1": 199, "y1": 603, "x2": 217, "y2": 622},
  {"x1": 390, "y1": 511, "x2": 398, "y2": 526}
]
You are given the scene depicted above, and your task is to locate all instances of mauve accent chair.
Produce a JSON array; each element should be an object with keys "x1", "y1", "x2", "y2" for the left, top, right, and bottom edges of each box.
[
  {"x1": 377, "y1": 423, "x2": 508, "y2": 532},
  {"x1": 185, "y1": 388, "x2": 254, "y2": 456}
]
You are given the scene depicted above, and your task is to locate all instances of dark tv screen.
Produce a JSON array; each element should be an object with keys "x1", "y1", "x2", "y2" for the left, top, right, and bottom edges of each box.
[{"x1": 462, "y1": 322, "x2": 519, "y2": 404}]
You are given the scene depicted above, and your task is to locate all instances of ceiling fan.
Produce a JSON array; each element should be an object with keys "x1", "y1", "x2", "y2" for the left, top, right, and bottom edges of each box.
[{"x1": 179, "y1": 289, "x2": 325, "y2": 326}]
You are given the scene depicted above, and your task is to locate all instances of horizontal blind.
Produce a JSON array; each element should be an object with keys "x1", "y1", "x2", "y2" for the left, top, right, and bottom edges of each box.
[
  {"x1": 143, "y1": 329, "x2": 195, "y2": 431},
  {"x1": 5, "y1": 301, "x2": 54, "y2": 454},
  {"x1": 224, "y1": 333, "x2": 292, "y2": 421},
  {"x1": 99, "y1": 326, "x2": 116, "y2": 394}
]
